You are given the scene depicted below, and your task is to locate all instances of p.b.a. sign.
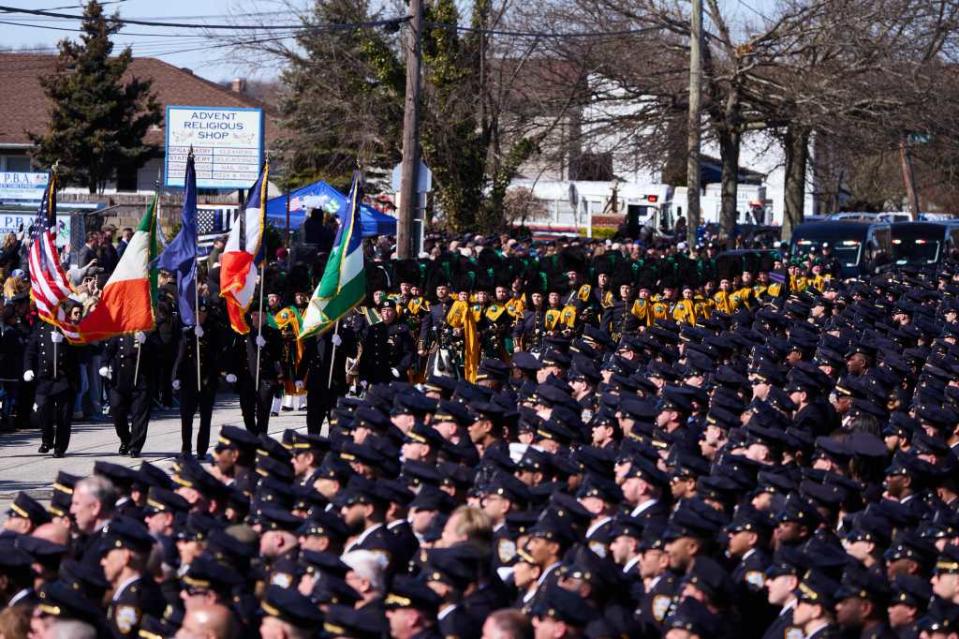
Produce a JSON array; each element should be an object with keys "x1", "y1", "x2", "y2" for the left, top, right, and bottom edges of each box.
[{"x1": 164, "y1": 106, "x2": 264, "y2": 190}]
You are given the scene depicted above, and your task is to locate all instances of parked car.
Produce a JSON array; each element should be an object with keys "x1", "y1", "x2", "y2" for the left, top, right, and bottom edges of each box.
[{"x1": 791, "y1": 221, "x2": 893, "y2": 278}]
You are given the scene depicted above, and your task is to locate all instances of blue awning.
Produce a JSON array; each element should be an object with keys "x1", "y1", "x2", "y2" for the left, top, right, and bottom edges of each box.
[{"x1": 265, "y1": 180, "x2": 397, "y2": 237}]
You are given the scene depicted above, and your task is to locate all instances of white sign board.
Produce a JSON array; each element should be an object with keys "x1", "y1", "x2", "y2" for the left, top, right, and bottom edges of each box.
[
  {"x1": 164, "y1": 106, "x2": 264, "y2": 190},
  {"x1": 0, "y1": 172, "x2": 48, "y2": 200},
  {"x1": 0, "y1": 212, "x2": 71, "y2": 246}
]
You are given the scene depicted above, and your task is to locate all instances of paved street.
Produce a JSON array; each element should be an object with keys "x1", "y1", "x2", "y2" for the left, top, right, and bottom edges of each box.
[{"x1": 0, "y1": 396, "x2": 308, "y2": 512}]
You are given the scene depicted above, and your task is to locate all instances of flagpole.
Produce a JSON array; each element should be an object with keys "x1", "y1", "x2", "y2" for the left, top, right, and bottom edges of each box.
[
  {"x1": 194, "y1": 256, "x2": 201, "y2": 392},
  {"x1": 255, "y1": 262, "x2": 265, "y2": 391},
  {"x1": 327, "y1": 320, "x2": 340, "y2": 389},
  {"x1": 134, "y1": 339, "x2": 142, "y2": 386}
]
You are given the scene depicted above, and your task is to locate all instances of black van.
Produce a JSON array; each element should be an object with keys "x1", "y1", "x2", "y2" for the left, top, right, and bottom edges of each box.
[
  {"x1": 890, "y1": 222, "x2": 959, "y2": 267},
  {"x1": 790, "y1": 222, "x2": 892, "y2": 278}
]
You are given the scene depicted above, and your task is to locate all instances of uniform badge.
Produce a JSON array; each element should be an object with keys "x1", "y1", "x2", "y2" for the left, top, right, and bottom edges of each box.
[
  {"x1": 785, "y1": 627, "x2": 804, "y2": 639},
  {"x1": 581, "y1": 409, "x2": 594, "y2": 422},
  {"x1": 588, "y1": 541, "x2": 607, "y2": 558},
  {"x1": 652, "y1": 594, "x2": 672, "y2": 622},
  {"x1": 115, "y1": 605, "x2": 140, "y2": 635},
  {"x1": 745, "y1": 570, "x2": 765, "y2": 590},
  {"x1": 271, "y1": 573, "x2": 293, "y2": 588},
  {"x1": 497, "y1": 538, "x2": 516, "y2": 564}
]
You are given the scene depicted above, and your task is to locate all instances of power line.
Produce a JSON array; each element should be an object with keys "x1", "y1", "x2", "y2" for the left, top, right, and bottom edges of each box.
[
  {"x1": 0, "y1": 4, "x2": 664, "y2": 39},
  {"x1": 0, "y1": 4, "x2": 398, "y2": 30}
]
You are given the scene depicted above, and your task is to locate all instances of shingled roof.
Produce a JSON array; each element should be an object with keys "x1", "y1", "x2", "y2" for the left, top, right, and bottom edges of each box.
[{"x1": 0, "y1": 53, "x2": 279, "y2": 148}]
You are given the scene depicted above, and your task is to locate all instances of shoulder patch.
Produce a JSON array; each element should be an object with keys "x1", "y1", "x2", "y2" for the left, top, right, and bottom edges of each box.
[
  {"x1": 271, "y1": 573, "x2": 293, "y2": 589},
  {"x1": 652, "y1": 594, "x2": 672, "y2": 622},
  {"x1": 497, "y1": 538, "x2": 517, "y2": 564},
  {"x1": 745, "y1": 570, "x2": 766, "y2": 589},
  {"x1": 588, "y1": 541, "x2": 607, "y2": 558},
  {"x1": 115, "y1": 605, "x2": 140, "y2": 635}
]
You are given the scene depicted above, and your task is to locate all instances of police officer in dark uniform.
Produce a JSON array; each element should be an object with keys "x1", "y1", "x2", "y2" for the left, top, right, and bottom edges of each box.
[
  {"x1": 23, "y1": 311, "x2": 78, "y2": 457},
  {"x1": 172, "y1": 298, "x2": 222, "y2": 458},
  {"x1": 417, "y1": 282, "x2": 455, "y2": 356},
  {"x1": 102, "y1": 330, "x2": 154, "y2": 457},
  {"x1": 384, "y1": 576, "x2": 444, "y2": 639},
  {"x1": 100, "y1": 515, "x2": 164, "y2": 638},
  {"x1": 235, "y1": 309, "x2": 285, "y2": 435},
  {"x1": 359, "y1": 303, "x2": 413, "y2": 385},
  {"x1": 299, "y1": 325, "x2": 355, "y2": 435}
]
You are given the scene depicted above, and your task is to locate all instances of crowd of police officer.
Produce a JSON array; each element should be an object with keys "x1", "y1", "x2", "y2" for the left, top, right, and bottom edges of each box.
[{"x1": 1, "y1": 233, "x2": 958, "y2": 639}]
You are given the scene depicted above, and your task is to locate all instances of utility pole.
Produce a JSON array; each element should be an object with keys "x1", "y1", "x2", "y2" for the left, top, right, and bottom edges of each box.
[
  {"x1": 397, "y1": 0, "x2": 424, "y2": 259},
  {"x1": 899, "y1": 134, "x2": 920, "y2": 220},
  {"x1": 685, "y1": 0, "x2": 702, "y2": 250}
]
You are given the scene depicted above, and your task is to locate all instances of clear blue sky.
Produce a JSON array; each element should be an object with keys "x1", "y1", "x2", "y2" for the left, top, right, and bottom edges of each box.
[{"x1": 0, "y1": 0, "x2": 782, "y2": 83}]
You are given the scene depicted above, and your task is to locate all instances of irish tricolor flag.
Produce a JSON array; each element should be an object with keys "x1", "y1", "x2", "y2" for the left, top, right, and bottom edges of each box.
[
  {"x1": 75, "y1": 195, "x2": 159, "y2": 342},
  {"x1": 301, "y1": 171, "x2": 366, "y2": 337}
]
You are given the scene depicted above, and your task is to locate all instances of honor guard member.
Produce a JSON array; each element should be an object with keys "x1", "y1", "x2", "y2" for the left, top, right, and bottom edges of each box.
[
  {"x1": 359, "y1": 302, "x2": 414, "y2": 385},
  {"x1": 299, "y1": 326, "x2": 354, "y2": 435},
  {"x1": 418, "y1": 282, "x2": 455, "y2": 357},
  {"x1": 600, "y1": 283, "x2": 640, "y2": 341},
  {"x1": 23, "y1": 307, "x2": 79, "y2": 457},
  {"x1": 102, "y1": 330, "x2": 154, "y2": 457},
  {"x1": 236, "y1": 309, "x2": 285, "y2": 435},
  {"x1": 100, "y1": 516, "x2": 164, "y2": 638},
  {"x1": 173, "y1": 298, "x2": 222, "y2": 458}
]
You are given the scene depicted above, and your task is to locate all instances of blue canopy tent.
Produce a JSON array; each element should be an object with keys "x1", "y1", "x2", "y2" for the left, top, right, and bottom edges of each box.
[{"x1": 265, "y1": 180, "x2": 397, "y2": 237}]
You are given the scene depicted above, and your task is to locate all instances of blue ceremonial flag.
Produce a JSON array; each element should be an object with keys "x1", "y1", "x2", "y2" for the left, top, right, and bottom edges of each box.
[{"x1": 156, "y1": 150, "x2": 199, "y2": 326}]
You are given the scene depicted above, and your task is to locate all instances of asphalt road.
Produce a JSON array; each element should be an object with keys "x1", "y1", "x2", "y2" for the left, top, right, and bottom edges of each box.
[{"x1": 0, "y1": 397, "x2": 308, "y2": 513}]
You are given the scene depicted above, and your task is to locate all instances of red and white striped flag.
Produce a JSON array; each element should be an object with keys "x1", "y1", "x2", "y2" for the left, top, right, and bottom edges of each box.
[{"x1": 28, "y1": 169, "x2": 80, "y2": 340}]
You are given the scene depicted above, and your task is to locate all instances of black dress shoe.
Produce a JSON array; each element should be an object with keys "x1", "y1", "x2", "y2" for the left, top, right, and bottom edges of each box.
[
  {"x1": 38, "y1": 444, "x2": 51, "y2": 454},
  {"x1": 129, "y1": 450, "x2": 141, "y2": 458},
  {"x1": 52, "y1": 450, "x2": 65, "y2": 458},
  {"x1": 118, "y1": 444, "x2": 129, "y2": 455}
]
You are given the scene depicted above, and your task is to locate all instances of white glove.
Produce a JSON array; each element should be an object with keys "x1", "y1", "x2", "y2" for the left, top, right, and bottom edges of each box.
[
  {"x1": 172, "y1": 379, "x2": 181, "y2": 390},
  {"x1": 391, "y1": 367, "x2": 400, "y2": 378},
  {"x1": 332, "y1": 334, "x2": 343, "y2": 347},
  {"x1": 98, "y1": 366, "x2": 111, "y2": 378},
  {"x1": 295, "y1": 380, "x2": 305, "y2": 391},
  {"x1": 50, "y1": 332, "x2": 63, "y2": 344},
  {"x1": 225, "y1": 373, "x2": 237, "y2": 384},
  {"x1": 23, "y1": 370, "x2": 34, "y2": 382},
  {"x1": 194, "y1": 325, "x2": 204, "y2": 338},
  {"x1": 255, "y1": 335, "x2": 267, "y2": 348},
  {"x1": 135, "y1": 331, "x2": 146, "y2": 344}
]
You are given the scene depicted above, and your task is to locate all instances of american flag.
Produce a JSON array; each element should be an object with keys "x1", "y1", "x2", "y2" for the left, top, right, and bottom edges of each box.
[{"x1": 28, "y1": 170, "x2": 79, "y2": 339}]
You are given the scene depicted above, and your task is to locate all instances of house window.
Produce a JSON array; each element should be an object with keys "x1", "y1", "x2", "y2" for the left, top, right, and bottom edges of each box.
[{"x1": 2, "y1": 155, "x2": 32, "y2": 172}]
